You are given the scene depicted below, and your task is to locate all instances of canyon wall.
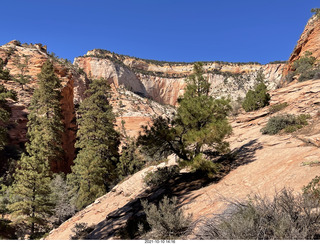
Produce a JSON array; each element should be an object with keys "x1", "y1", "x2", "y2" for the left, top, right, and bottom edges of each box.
[
  {"x1": 0, "y1": 40, "x2": 89, "y2": 172},
  {"x1": 0, "y1": 41, "x2": 174, "y2": 172},
  {"x1": 75, "y1": 49, "x2": 285, "y2": 106}
]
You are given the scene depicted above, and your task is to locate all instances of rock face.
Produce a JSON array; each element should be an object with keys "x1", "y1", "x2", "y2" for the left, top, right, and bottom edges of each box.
[
  {"x1": 283, "y1": 15, "x2": 320, "y2": 77},
  {"x1": 0, "y1": 41, "x2": 174, "y2": 172},
  {"x1": 0, "y1": 41, "x2": 89, "y2": 172},
  {"x1": 74, "y1": 49, "x2": 285, "y2": 106},
  {"x1": 45, "y1": 77, "x2": 320, "y2": 240}
]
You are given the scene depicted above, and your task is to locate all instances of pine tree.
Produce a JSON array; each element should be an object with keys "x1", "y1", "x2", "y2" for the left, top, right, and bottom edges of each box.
[
  {"x1": 0, "y1": 84, "x2": 16, "y2": 151},
  {"x1": 242, "y1": 72, "x2": 270, "y2": 112},
  {"x1": 117, "y1": 137, "x2": 144, "y2": 179},
  {"x1": 9, "y1": 60, "x2": 63, "y2": 238},
  {"x1": 68, "y1": 78, "x2": 120, "y2": 210},
  {"x1": 139, "y1": 62, "x2": 232, "y2": 176}
]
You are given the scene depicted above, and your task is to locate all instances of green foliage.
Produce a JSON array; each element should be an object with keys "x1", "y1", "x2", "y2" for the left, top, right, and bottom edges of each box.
[
  {"x1": 140, "y1": 196, "x2": 191, "y2": 239},
  {"x1": 261, "y1": 113, "x2": 310, "y2": 135},
  {"x1": 117, "y1": 138, "x2": 145, "y2": 180},
  {"x1": 292, "y1": 51, "x2": 320, "y2": 82},
  {"x1": 9, "y1": 60, "x2": 63, "y2": 237},
  {"x1": 197, "y1": 189, "x2": 320, "y2": 240},
  {"x1": 0, "y1": 59, "x2": 11, "y2": 81},
  {"x1": 242, "y1": 72, "x2": 270, "y2": 112},
  {"x1": 138, "y1": 63, "x2": 232, "y2": 176},
  {"x1": 68, "y1": 78, "x2": 120, "y2": 210},
  {"x1": 311, "y1": 8, "x2": 320, "y2": 18},
  {"x1": 0, "y1": 184, "x2": 10, "y2": 218},
  {"x1": 179, "y1": 153, "x2": 221, "y2": 178},
  {"x1": 269, "y1": 102, "x2": 288, "y2": 114},
  {"x1": 143, "y1": 166, "x2": 179, "y2": 187},
  {"x1": 13, "y1": 55, "x2": 31, "y2": 88},
  {"x1": 0, "y1": 85, "x2": 16, "y2": 151},
  {"x1": 268, "y1": 60, "x2": 287, "y2": 64}
]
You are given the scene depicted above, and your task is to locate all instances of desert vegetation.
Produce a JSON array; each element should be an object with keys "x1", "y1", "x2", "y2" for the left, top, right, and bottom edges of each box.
[
  {"x1": 195, "y1": 188, "x2": 320, "y2": 240},
  {"x1": 261, "y1": 113, "x2": 310, "y2": 135},
  {"x1": 242, "y1": 71, "x2": 270, "y2": 112}
]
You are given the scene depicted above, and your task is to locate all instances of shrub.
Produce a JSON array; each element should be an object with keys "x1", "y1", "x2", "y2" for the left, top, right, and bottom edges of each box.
[
  {"x1": 143, "y1": 166, "x2": 179, "y2": 187},
  {"x1": 140, "y1": 196, "x2": 191, "y2": 240},
  {"x1": 311, "y1": 8, "x2": 320, "y2": 18},
  {"x1": 261, "y1": 113, "x2": 310, "y2": 135},
  {"x1": 196, "y1": 189, "x2": 320, "y2": 240},
  {"x1": 179, "y1": 153, "x2": 221, "y2": 179},
  {"x1": 70, "y1": 223, "x2": 94, "y2": 240},
  {"x1": 303, "y1": 176, "x2": 320, "y2": 200},
  {"x1": 242, "y1": 82, "x2": 270, "y2": 112},
  {"x1": 269, "y1": 102, "x2": 288, "y2": 114},
  {"x1": 0, "y1": 60, "x2": 10, "y2": 81},
  {"x1": 292, "y1": 51, "x2": 320, "y2": 82}
]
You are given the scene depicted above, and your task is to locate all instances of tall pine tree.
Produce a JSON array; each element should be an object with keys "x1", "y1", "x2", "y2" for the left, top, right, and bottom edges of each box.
[
  {"x1": 9, "y1": 60, "x2": 64, "y2": 238},
  {"x1": 68, "y1": 78, "x2": 120, "y2": 210},
  {"x1": 139, "y1": 62, "x2": 232, "y2": 177}
]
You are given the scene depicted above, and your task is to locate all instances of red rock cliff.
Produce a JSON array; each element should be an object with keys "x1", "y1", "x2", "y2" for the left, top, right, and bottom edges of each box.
[
  {"x1": 283, "y1": 15, "x2": 320, "y2": 77},
  {"x1": 0, "y1": 41, "x2": 89, "y2": 173}
]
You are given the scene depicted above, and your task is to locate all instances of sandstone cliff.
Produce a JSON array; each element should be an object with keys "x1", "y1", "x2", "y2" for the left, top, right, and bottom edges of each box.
[
  {"x1": 74, "y1": 49, "x2": 285, "y2": 106},
  {"x1": 283, "y1": 14, "x2": 320, "y2": 77}
]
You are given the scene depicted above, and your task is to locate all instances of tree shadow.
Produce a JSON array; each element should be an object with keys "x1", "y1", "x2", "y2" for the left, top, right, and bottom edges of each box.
[{"x1": 87, "y1": 139, "x2": 263, "y2": 240}]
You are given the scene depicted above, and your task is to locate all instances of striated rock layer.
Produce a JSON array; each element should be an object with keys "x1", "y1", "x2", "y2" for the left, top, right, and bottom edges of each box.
[
  {"x1": 283, "y1": 15, "x2": 320, "y2": 77},
  {"x1": 74, "y1": 49, "x2": 285, "y2": 106}
]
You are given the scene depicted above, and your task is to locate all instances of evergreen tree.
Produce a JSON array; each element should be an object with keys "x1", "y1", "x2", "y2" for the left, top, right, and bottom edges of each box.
[
  {"x1": 138, "y1": 62, "x2": 232, "y2": 176},
  {"x1": 242, "y1": 72, "x2": 270, "y2": 112},
  {"x1": 68, "y1": 78, "x2": 120, "y2": 210},
  {"x1": 0, "y1": 59, "x2": 11, "y2": 81},
  {"x1": 0, "y1": 84, "x2": 16, "y2": 151},
  {"x1": 9, "y1": 60, "x2": 63, "y2": 238},
  {"x1": 117, "y1": 137, "x2": 144, "y2": 179}
]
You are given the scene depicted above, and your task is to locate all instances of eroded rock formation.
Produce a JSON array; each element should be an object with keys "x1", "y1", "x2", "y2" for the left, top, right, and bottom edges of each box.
[{"x1": 75, "y1": 49, "x2": 285, "y2": 106}]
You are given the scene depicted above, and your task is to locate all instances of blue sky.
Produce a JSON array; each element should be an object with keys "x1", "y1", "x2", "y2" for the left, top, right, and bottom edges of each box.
[{"x1": 0, "y1": 0, "x2": 318, "y2": 64}]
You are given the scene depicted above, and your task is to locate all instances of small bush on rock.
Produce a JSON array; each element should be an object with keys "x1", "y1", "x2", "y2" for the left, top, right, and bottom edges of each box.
[
  {"x1": 269, "y1": 102, "x2": 288, "y2": 114},
  {"x1": 261, "y1": 113, "x2": 310, "y2": 135},
  {"x1": 70, "y1": 223, "x2": 94, "y2": 240},
  {"x1": 143, "y1": 166, "x2": 179, "y2": 187},
  {"x1": 140, "y1": 196, "x2": 191, "y2": 240}
]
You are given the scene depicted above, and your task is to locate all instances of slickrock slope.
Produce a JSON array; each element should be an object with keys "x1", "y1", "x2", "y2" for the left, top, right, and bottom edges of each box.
[
  {"x1": 46, "y1": 78, "x2": 320, "y2": 240},
  {"x1": 284, "y1": 15, "x2": 320, "y2": 76},
  {"x1": 75, "y1": 50, "x2": 285, "y2": 106}
]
